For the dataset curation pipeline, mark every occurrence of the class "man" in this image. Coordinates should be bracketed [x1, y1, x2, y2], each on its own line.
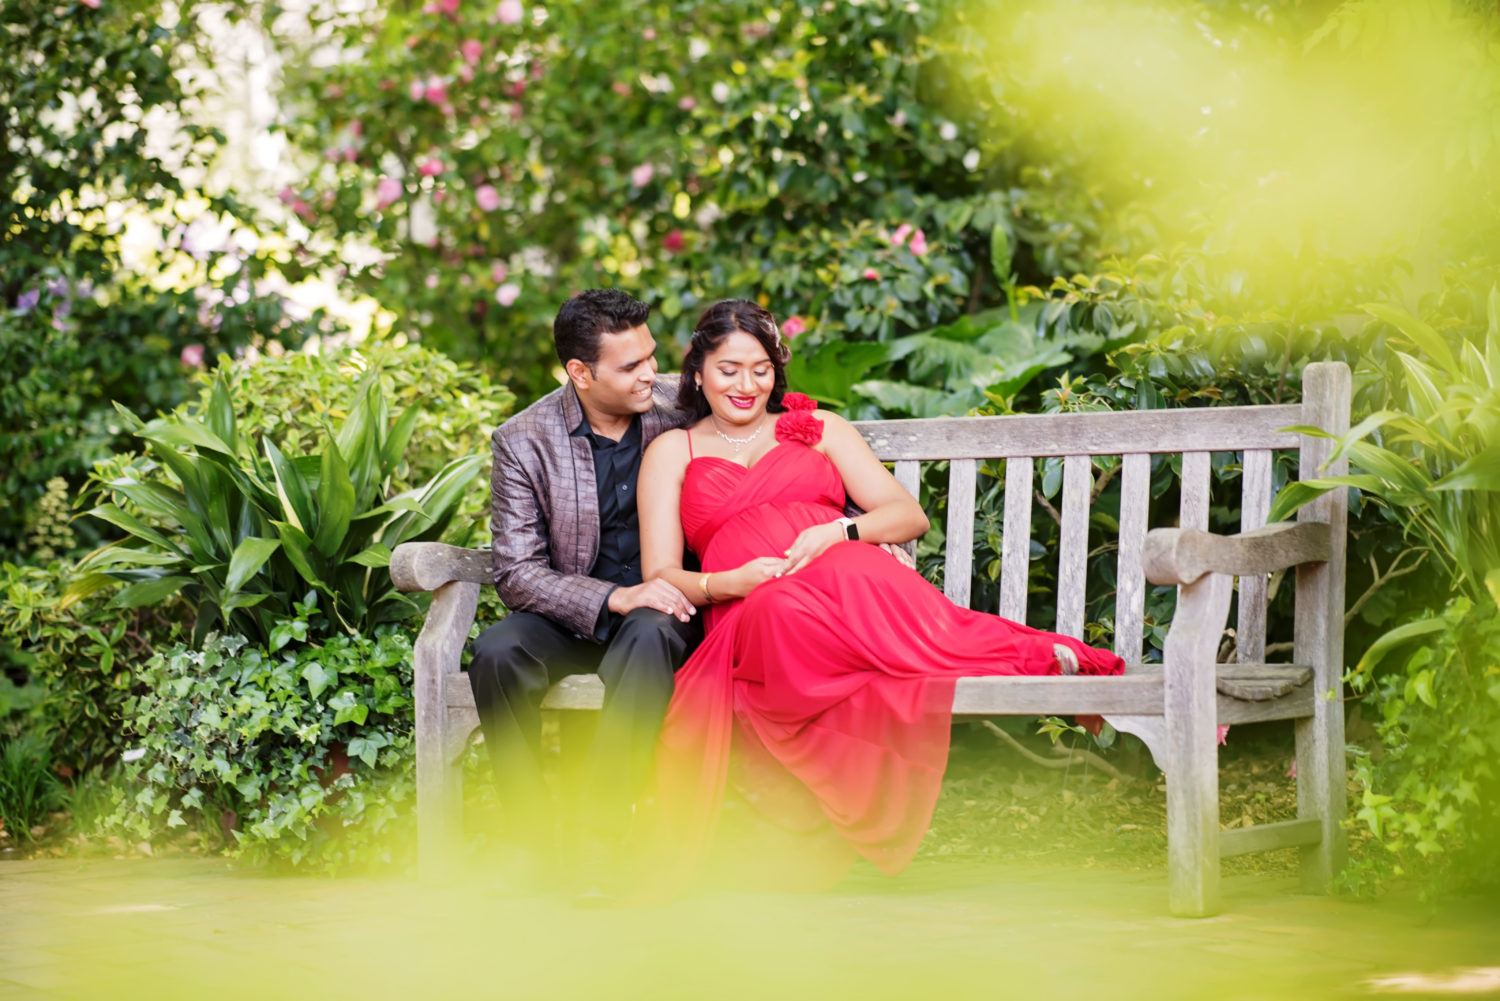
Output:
[468, 289, 699, 899]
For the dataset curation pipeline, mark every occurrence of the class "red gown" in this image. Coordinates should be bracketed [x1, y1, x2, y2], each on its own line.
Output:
[640, 394, 1123, 888]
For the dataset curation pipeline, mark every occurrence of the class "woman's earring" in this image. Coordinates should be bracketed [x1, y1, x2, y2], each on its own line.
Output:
[695, 379, 702, 389]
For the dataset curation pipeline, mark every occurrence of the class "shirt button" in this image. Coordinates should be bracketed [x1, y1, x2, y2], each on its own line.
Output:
[620, 484, 628, 491]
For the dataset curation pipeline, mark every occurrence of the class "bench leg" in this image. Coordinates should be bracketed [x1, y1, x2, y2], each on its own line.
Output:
[1163, 572, 1232, 917]
[414, 580, 480, 882]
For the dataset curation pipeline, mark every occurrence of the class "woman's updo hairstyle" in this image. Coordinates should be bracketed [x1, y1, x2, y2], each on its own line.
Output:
[676, 298, 792, 420]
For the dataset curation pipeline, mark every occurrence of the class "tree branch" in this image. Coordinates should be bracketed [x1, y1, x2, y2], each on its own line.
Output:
[980, 720, 1132, 783]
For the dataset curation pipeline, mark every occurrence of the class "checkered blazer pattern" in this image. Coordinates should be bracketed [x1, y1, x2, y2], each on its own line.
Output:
[489, 378, 689, 636]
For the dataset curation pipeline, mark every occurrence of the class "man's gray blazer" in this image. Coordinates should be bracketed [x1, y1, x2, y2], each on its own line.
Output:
[488, 379, 688, 637]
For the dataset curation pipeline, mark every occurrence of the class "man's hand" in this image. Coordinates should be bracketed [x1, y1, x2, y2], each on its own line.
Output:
[608, 579, 697, 622]
[880, 543, 916, 570]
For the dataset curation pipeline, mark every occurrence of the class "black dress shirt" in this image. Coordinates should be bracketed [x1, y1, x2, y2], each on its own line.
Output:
[572, 414, 644, 638]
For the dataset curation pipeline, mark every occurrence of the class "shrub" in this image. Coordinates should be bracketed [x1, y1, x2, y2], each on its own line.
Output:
[0, 732, 65, 842]
[0, 559, 186, 773]
[107, 613, 417, 870]
[73, 366, 486, 647]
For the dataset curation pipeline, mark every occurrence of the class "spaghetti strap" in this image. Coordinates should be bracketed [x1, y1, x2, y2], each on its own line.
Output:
[686, 427, 695, 460]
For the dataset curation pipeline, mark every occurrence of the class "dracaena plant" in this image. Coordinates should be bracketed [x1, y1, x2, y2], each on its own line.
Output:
[71, 369, 486, 645]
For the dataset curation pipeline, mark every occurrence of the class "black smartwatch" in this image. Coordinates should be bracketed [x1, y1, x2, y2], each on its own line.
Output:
[835, 516, 860, 541]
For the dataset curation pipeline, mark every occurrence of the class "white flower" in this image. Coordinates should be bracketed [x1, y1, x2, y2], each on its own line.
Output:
[689, 37, 710, 61]
[963, 149, 980, 171]
[495, 282, 521, 306]
[939, 122, 958, 141]
[711, 81, 730, 103]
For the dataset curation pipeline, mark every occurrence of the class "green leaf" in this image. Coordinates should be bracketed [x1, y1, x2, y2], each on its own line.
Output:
[1353, 618, 1449, 676]
[85, 505, 184, 555]
[264, 437, 315, 535]
[137, 418, 238, 460]
[224, 536, 281, 595]
[312, 441, 356, 557]
[380, 404, 422, 477]
[301, 661, 335, 699]
[273, 520, 329, 589]
[349, 543, 392, 568]
[108, 576, 194, 608]
[990, 224, 1013, 285]
[1362, 302, 1458, 376]
[207, 370, 237, 451]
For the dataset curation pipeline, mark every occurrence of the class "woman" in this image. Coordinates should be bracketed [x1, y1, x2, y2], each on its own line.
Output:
[635, 299, 1123, 888]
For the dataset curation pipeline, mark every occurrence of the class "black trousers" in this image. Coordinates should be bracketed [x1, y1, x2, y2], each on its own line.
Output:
[467, 608, 701, 846]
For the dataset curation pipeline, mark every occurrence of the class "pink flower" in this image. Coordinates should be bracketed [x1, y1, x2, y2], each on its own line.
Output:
[495, 282, 521, 306]
[409, 79, 426, 102]
[496, 0, 522, 24]
[343, 146, 357, 163]
[491, 262, 508, 283]
[458, 65, 474, 83]
[277, 186, 297, 204]
[439, 0, 459, 13]
[508, 102, 524, 122]
[424, 76, 448, 105]
[862, 267, 880, 281]
[292, 199, 314, 221]
[678, 96, 697, 112]
[419, 157, 444, 177]
[1286, 760, 1297, 779]
[662, 229, 684, 253]
[433, 189, 448, 205]
[425, 274, 440, 289]
[643, 27, 656, 40]
[630, 163, 654, 188]
[781, 315, 808, 339]
[324, 84, 344, 100]
[1216, 725, 1230, 746]
[375, 176, 403, 209]
[908, 228, 929, 256]
[349, 120, 363, 136]
[180, 344, 205, 368]
[507, 79, 526, 98]
[461, 39, 483, 65]
[891, 223, 912, 247]
[475, 184, 500, 211]
[79, 0, 100, 7]
[612, 80, 632, 96]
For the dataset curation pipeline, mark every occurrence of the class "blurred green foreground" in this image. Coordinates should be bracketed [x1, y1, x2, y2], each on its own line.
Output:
[2, 858, 1495, 1001]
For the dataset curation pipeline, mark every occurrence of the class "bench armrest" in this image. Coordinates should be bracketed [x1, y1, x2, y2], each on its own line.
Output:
[1142, 523, 1329, 587]
[390, 542, 491, 593]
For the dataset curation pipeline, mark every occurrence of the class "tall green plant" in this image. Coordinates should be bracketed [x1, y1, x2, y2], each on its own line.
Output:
[72, 370, 486, 645]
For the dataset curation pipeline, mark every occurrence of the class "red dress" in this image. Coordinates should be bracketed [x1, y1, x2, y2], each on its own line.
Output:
[641, 394, 1124, 887]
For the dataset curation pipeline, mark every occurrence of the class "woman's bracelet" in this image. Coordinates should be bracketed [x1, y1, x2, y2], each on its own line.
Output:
[699, 572, 714, 603]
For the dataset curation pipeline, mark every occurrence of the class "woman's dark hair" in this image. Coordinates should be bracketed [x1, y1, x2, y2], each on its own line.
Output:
[553, 288, 652, 369]
[677, 298, 792, 420]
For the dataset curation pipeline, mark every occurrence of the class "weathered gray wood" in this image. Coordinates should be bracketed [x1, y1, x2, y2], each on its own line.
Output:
[1220, 818, 1322, 858]
[1108, 664, 1315, 725]
[893, 460, 921, 560]
[1216, 664, 1312, 701]
[1143, 523, 1330, 587]
[1055, 455, 1092, 639]
[857, 406, 1303, 461]
[1115, 453, 1151, 663]
[999, 458, 1033, 624]
[1294, 361, 1351, 893]
[1163, 570, 1234, 917]
[1179, 451, 1211, 532]
[944, 459, 976, 608]
[951, 673, 1164, 717]
[391, 542, 491, 592]
[1238, 450, 1273, 663]
[413, 579, 479, 881]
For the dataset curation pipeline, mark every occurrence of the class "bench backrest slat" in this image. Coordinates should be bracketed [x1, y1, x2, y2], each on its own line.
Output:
[1115, 452, 1152, 662]
[1237, 449, 1274, 663]
[1056, 454, 1093, 638]
[1180, 451, 1212, 531]
[944, 458, 977, 607]
[999, 457, 1033, 625]
[859, 405, 1302, 460]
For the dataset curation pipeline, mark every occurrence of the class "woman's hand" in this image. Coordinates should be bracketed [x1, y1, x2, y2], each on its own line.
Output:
[725, 556, 789, 598]
[783, 522, 846, 575]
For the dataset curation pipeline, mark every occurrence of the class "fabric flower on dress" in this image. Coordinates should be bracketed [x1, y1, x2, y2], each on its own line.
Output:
[775, 392, 822, 446]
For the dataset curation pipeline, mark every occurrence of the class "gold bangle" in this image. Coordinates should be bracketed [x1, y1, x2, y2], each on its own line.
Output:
[699, 573, 714, 603]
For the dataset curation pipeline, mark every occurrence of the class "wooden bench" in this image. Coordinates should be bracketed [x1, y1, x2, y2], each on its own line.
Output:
[390, 361, 1350, 916]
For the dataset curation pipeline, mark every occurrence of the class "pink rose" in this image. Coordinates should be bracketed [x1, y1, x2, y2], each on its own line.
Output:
[180, 344, 205, 368]
[439, 0, 459, 13]
[349, 120, 363, 136]
[662, 229, 684, 252]
[495, 282, 521, 306]
[475, 184, 500, 211]
[491, 262, 508, 283]
[507, 79, 526, 98]
[781, 315, 808, 339]
[1216, 725, 1230, 746]
[891, 223, 912, 247]
[409, 79, 425, 102]
[343, 147, 357, 163]
[461, 39, 483, 65]
[375, 176, 403, 208]
[80, 0, 100, 7]
[496, 0, 522, 23]
[433, 189, 448, 205]
[508, 102, 524, 122]
[643, 27, 656, 40]
[424, 77, 448, 105]
[277, 186, 297, 204]
[419, 157, 444, 177]
[862, 267, 880, 281]
[908, 228, 928, 256]
[678, 96, 697, 111]
[612, 80, 632, 96]
[425, 274, 440, 289]
[458, 65, 474, 83]
[630, 163, 655, 188]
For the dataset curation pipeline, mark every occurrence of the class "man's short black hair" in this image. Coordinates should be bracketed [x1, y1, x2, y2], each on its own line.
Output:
[553, 289, 652, 369]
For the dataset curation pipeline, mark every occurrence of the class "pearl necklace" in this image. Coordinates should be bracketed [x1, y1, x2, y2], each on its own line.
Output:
[710, 416, 768, 453]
